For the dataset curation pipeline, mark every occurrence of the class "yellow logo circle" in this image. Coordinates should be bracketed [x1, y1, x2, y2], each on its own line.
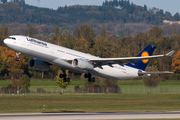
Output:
[141, 51, 149, 64]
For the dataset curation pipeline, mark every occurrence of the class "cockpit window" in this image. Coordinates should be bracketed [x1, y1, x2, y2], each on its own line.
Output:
[8, 37, 16, 40]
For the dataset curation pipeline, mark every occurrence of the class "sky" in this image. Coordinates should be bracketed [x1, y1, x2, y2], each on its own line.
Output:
[8, 0, 180, 15]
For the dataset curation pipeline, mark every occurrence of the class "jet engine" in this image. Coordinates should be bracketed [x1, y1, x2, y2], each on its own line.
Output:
[72, 58, 94, 70]
[29, 59, 50, 71]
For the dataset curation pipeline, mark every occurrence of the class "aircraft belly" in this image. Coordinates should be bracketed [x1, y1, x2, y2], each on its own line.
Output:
[94, 65, 139, 79]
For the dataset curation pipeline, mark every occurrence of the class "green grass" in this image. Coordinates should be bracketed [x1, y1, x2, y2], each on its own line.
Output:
[0, 94, 180, 113]
[30, 80, 84, 86]
[0, 80, 11, 86]
[1, 80, 180, 94]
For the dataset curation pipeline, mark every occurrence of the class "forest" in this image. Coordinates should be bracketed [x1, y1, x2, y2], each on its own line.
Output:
[0, 25, 180, 81]
[0, 0, 180, 81]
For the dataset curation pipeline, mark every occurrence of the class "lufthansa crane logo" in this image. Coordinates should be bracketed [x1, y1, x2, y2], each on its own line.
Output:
[141, 51, 149, 64]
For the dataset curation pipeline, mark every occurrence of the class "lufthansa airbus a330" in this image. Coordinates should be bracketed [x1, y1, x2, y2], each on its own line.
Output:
[4, 35, 174, 82]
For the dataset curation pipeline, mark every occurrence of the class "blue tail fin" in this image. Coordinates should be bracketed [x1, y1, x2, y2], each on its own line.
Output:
[126, 45, 156, 71]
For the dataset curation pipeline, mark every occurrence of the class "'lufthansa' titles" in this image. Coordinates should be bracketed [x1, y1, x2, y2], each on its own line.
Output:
[26, 37, 47, 47]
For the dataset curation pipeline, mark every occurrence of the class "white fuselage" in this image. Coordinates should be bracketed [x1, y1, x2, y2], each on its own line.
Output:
[4, 35, 142, 79]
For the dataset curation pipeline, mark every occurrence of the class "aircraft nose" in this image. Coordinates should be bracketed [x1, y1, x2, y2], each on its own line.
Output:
[3, 39, 8, 45]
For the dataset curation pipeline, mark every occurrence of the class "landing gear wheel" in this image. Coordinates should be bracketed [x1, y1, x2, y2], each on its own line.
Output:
[91, 78, 95, 82]
[85, 73, 95, 83]
[60, 74, 66, 78]
[66, 78, 70, 82]
[16, 58, 20, 61]
[63, 78, 67, 82]
[60, 74, 63, 78]
[88, 78, 92, 82]
[84, 74, 88, 78]
[84, 74, 91, 78]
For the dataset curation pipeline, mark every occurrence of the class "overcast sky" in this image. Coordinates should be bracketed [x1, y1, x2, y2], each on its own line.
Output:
[11, 0, 180, 15]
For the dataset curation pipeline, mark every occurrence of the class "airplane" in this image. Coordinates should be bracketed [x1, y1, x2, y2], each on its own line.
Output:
[4, 35, 174, 82]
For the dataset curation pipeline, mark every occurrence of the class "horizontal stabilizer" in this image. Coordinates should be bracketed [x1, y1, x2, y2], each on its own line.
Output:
[138, 71, 174, 75]
[166, 50, 175, 56]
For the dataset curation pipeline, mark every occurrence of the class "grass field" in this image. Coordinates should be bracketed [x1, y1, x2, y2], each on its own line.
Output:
[1, 80, 180, 94]
[0, 94, 180, 113]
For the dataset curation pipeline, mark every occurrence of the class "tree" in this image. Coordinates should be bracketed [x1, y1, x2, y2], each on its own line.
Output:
[173, 12, 180, 21]
[1, 0, 7, 3]
[28, 25, 34, 37]
[101, 27, 106, 38]
[149, 26, 163, 39]
[164, 11, 173, 20]
[55, 69, 72, 94]
[0, 47, 27, 79]
[171, 51, 180, 73]
[92, 36, 105, 57]
[79, 25, 95, 47]
[55, 26, 60, 38]
[0, 27, 9, 46]
[142, 66, 160, 93]
[74, 27, 81, 39]
[19, 74, 31, 90]
[74, 36, 90, 53]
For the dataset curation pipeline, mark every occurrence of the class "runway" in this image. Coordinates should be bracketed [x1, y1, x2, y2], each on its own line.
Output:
[1, 111, 180, 120]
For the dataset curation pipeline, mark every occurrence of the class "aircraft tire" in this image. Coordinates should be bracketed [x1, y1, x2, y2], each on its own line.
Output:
[84, 74, 88, 78]
[66, 78, 70, 82]
[60, 74, 63, 78]
[91, 78, 95, 82]
[63, 78, 67, 82]
[88, 78, 91, 82]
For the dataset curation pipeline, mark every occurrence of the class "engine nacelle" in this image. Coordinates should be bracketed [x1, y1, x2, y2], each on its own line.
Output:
[29, 59, 50, 71]
[72, 58, 94, 70]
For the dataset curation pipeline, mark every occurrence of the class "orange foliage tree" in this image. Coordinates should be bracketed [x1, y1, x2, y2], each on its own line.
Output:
[73, 36, 90, 53]
[171, 51, 180, 73]
[0, 47, 27, 78]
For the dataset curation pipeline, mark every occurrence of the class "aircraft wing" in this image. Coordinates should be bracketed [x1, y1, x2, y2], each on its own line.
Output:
[90, 50, 175, 66]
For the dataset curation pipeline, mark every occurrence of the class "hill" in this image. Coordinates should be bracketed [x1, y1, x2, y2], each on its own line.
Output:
[0, 0, 180, 37]
[0, 1, 178, 25]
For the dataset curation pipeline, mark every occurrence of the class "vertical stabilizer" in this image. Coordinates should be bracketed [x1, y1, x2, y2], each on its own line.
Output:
[126, 45, 156, 71]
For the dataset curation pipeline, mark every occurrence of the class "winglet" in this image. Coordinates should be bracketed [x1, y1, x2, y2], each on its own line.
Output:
[165, 50, 175, 56]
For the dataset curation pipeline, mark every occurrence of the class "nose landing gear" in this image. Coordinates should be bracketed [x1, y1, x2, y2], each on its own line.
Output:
[84, 73, 95, 83]
[16, 52, 21, 61]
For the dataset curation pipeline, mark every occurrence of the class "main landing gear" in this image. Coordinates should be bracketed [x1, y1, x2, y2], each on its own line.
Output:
[59, 70, 70, 82]
[84, 73, 95, 83]
[16, 52, 21, 61]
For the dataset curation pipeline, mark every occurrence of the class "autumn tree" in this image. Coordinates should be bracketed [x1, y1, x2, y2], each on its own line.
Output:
[55, 26, 60, 38]
[142, 66, 160, 93]
[79, 25, 95, 47]
[0, 47, 27, 79]
[54, 26, 62, 45]
[28, 25, 34, 37]
[172, 51, 180, 73]
[101, 27, 106, 38]
[149, 26, 163, 39]
[55, 69, 72, 94]
[92, 36, 105, 57]
[74, 36, 90, 53]
[19, 74, 31, 90]
[0, 27, 9, 46]
[74, 27, 81, 39]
